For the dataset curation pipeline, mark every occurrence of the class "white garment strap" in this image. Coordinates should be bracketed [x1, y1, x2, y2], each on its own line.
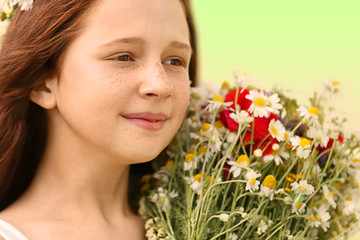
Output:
[0, 219, 29, 240]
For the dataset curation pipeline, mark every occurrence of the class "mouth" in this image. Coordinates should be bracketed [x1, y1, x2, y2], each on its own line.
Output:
[122, 112, 168, 130]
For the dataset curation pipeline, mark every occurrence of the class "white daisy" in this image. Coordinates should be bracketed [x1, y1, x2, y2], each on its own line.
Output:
[205, 94, 232, 113]
[245, 170, 261, 193]
[290, 180, 315, 196]
[323, 80, 341, 94]
[322, 185, 336, 209]
[307, 126, 330, 148]
[267, 93, 283, 115]
[268, 119, 286, 142]
[150, 187, 178, 212]
[9, 0, 33, 11]
[261, 175, 277, 201]
[314, 206, 331, 232]
[292, 200, 306, 215]
[297, 105, 319, 121]
[263, 149, 289, 166]
[229, 110, 253, 125]
[343, 196, 356, 215]
[229, 233, 239, 240]
[227, 154, 250, 178]
[189, 174, 202, 194]
[290, 136, 312, 159]
[246, 90, 273, 118]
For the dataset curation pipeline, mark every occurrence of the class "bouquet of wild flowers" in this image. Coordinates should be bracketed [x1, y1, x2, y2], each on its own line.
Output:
[139, 72, 360, 240]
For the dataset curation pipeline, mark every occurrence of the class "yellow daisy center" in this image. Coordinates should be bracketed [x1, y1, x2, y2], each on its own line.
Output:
[221, 81, 231, 90]
[284, 187, 291, 192]
[347, 196, 353, 201]
[185, 153, 194, 163]
[299, 137, 311, 148]
[201, 123, 211, 132]
[270, 126, 278, 136]
[254, 97, 267, 108]
[327, 192, 334, 198]
[212, 94, 224, 103]
[140, 184, 150, 192]
[140, 174, 153, 183]
[236, 155, 250, 167]
[286, 176, 294, 183]
[197, 146, 207, 155]
[207, 176, 214, 184]
[194, 173, 202, 182]
[310, 215, 317, 222]
[165, 160, 174, 169]
[249, 178, 256, 187]
[307, 106, 319, 115]
[332, 80, 340, 86]
[353, 159, 360, 164]
[262, 175, 276, 189]
[296, 201, 303, 210]
[214, 120, 224, 129]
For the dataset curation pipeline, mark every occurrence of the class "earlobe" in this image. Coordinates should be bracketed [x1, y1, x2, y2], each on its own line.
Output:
[29, 78, 57, 109]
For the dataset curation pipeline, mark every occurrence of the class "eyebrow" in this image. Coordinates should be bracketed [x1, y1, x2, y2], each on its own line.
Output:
[99, 37, 192, 53]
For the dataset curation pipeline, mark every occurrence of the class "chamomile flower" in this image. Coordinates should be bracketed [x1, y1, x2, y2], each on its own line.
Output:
[290, 136, 312, 159]
[297, 105, 319, 121]
[323, 80, 341, 94]
[227, 154, 250, 178]
[307, 126, 330, 148]
[292, 200, 306, 215]
[9, 0, 33, 11]
[310, 206, 331, 232]
[245, 169, 261, 193]
[184, 153, 197, 171]
[233, 70, 250, 88]
[229, 110, 253, 125]
[268, 119, 286, 142]
[205, 94, 232, 113]
[261, 175, 276, 200]
[263, 148, 289, 166]
[291, 180, 315, 196]
[229, 233, 239, 240]
[150, 187, 178, 212]
[246, 90, 273, 118]
[267, 93, 283, 115]
[343, 195, 356, 215]
[322, 185, 337, 209]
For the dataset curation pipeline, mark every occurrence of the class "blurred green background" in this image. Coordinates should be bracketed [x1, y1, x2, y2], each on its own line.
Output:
[191, 0, 360, 238]
[191, 0, 360, 132]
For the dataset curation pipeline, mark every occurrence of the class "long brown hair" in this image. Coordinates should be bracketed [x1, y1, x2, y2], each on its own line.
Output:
[0, 0, 197, 211]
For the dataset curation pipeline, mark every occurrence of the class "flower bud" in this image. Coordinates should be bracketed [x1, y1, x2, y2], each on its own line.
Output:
[219, 213, 229, 222]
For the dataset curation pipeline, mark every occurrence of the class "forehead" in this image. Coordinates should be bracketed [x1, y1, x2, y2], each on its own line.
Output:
[78, 0, 190, 47]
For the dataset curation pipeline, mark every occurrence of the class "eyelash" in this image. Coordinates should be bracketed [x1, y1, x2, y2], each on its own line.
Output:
[111, 54, 186, 67]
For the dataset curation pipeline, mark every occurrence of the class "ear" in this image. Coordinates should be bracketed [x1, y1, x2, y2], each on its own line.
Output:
[29, 77, 57, 109]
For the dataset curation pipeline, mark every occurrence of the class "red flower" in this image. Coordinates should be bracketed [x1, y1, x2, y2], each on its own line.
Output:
[317, 133, 344, 153]
[220, 88, 252, 132]
[225, 88, 252, 111]
[220, 109, 238, 131]
[251, 113, 278, 142]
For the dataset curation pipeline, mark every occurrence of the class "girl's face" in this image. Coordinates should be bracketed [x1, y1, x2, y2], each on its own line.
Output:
[51, 0, 191, 163]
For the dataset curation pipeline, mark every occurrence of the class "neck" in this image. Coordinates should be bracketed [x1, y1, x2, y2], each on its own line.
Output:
[19, 129, 136, 225]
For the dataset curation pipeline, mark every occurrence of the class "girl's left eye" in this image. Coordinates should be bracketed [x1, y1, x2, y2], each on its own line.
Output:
[163, 58, 185, 67]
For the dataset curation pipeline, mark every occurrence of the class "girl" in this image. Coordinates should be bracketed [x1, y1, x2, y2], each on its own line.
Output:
[0, 0, 197, 239]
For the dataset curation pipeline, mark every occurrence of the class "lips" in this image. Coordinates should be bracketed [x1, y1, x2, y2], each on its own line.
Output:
[122, 112, 168, 130]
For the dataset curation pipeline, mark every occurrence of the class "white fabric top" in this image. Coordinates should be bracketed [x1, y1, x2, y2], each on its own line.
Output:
[0, 220, 28, 240]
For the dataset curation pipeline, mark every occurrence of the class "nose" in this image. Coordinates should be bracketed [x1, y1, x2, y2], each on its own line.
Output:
[138, 62, 173, 99]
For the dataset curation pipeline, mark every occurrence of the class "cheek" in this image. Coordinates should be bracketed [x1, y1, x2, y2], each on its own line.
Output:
[173, 80, 190, 117]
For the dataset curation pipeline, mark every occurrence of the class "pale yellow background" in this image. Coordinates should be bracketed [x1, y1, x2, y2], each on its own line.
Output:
[192, 0, 360, 132]
[191, 1, 360, 239]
